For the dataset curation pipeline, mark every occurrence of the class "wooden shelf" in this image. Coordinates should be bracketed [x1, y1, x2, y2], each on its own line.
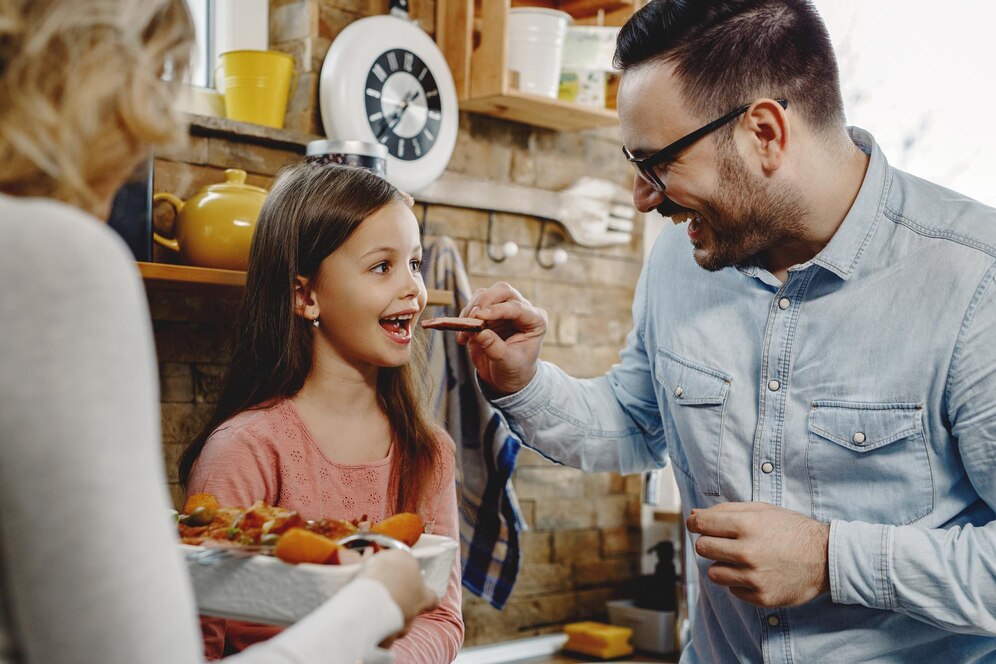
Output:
[437, 0, 640, 131]
[137, 262, 453, 306]
[138, 261, 245, 289]
[460, 90, 617, 131]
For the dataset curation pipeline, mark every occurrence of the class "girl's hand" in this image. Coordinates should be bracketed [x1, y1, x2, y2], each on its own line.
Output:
[359, 549, 438, 637]
[456, 281, 548, 396]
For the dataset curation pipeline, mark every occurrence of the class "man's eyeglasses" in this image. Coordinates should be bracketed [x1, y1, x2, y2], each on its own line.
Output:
[623, 99, 789, 192]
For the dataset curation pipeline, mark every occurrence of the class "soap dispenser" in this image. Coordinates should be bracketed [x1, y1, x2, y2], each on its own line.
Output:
[635, 540, 677, 612]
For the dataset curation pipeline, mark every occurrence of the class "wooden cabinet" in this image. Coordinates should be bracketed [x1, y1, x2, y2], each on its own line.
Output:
[436, 0, 642, 130]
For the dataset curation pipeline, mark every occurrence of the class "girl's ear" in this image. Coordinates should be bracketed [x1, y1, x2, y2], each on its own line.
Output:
[293, 275, 318, 319]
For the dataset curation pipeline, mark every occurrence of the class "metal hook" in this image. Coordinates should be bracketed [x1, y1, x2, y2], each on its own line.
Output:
[535, 219, 567, 269]
[486, 211, 506, 262]
[486, 211, 519, 263]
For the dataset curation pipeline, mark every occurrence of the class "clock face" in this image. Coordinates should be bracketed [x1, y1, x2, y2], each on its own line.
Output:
[364, 49, 443, 162]
[319, 15, 459, 192]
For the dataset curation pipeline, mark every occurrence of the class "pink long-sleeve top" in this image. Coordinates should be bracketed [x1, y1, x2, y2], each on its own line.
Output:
[187, 397, 464, 662]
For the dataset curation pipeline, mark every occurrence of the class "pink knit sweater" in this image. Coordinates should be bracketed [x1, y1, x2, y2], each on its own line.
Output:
[187, 397, 463, 662]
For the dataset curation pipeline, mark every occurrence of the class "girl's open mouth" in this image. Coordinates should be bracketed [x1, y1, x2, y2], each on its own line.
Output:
[380, 314, 414, 342]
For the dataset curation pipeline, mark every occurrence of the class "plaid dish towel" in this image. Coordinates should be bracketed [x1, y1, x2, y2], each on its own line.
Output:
[422, 235, 526, 609]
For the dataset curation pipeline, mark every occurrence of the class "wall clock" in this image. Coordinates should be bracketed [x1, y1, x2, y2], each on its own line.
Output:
[319, 0, 458, 193]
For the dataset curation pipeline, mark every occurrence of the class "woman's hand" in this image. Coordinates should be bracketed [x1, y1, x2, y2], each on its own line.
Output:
[358, 549, 438, 638]
[456, 281, 548, 396]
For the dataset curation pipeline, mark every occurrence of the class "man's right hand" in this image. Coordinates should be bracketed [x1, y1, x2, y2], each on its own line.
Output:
[456, 281, 548, 396]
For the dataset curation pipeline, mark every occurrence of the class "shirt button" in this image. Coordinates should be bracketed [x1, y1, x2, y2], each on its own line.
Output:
[761, 462, 774, 474]
[852, 432, 867, 445]
[674, 386, 684, 398]
[767, 615, 780, 627]
[768, 379, 781, 392]
[778, 297, 791, 310]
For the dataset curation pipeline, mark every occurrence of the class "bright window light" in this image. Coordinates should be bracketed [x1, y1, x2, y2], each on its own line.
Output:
[185, 0, 214, 88]
[814, 0, 996, 207]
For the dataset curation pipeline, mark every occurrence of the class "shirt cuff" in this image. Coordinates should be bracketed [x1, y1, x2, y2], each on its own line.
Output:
[829, 519, 897, 611]
[488, 361, 553, 416]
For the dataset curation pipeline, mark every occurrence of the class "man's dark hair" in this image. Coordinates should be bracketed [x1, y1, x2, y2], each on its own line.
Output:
[614, 0, 845, 136]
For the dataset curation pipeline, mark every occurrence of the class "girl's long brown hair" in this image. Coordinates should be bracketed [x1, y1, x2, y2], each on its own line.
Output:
[179, 163, 441, 514]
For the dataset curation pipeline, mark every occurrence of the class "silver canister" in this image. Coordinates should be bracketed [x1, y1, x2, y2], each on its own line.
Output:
[305, 140, 388, 179]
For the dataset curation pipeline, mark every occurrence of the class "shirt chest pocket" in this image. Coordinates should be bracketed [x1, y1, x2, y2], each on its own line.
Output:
[807, 401, 934, 525]
[655, 350, 731, 496]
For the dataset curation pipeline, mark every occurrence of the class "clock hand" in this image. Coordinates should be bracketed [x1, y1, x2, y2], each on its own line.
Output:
[383, 89, 420, 133]
[375, 88, 421, 138]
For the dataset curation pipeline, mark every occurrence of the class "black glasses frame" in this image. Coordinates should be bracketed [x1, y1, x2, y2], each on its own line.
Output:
[623, 98, 789, 192]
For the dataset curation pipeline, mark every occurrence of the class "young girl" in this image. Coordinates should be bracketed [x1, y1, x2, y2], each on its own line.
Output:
[178, 163, 463, 662]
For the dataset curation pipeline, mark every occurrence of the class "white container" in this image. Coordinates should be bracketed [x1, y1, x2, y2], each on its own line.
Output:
[507, 8, 572, 98]
[182, 534, 457, 626]
[606, 599, 676, 655]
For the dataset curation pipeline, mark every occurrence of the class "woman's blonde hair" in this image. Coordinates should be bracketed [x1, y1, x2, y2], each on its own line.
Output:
[0, 0, 193, 210]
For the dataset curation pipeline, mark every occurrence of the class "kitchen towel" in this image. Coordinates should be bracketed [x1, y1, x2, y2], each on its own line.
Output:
[422, 234, 526, 609]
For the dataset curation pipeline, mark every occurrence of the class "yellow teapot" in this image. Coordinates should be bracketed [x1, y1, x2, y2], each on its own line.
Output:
[153, 169, 267, 271]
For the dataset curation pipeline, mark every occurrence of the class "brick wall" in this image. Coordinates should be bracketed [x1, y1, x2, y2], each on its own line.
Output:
[154, 0, 646, 647]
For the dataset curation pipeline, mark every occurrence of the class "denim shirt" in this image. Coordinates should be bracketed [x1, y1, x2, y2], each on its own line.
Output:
[493, 128, 996, 662]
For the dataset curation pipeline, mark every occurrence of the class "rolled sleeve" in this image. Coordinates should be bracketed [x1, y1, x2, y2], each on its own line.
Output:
[829, 520, 896, 611]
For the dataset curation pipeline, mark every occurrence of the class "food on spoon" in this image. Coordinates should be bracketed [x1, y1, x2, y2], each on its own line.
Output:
[420, 316, 488, 332]
[370, 512, 425, 547]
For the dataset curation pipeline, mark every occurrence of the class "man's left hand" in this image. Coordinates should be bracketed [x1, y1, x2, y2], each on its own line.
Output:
[686, 502, 830, 608]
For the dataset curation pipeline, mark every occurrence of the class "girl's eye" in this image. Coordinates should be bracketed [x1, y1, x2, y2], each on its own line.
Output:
[410, 259, 422, 272]
[372, 262, 389, 274]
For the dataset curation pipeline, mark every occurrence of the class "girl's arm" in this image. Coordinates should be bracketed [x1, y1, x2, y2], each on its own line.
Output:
[389, 435, 465, 663]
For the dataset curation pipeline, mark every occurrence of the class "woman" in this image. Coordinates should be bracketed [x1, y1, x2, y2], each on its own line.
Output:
[0, 2, 437, 663]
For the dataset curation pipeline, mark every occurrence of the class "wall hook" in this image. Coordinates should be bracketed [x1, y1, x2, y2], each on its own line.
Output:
[486, 210, 519, 262]
[535, 219, 568, 269]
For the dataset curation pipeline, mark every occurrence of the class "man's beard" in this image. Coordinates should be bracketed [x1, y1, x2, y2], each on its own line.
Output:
[692, 146, 807, 272]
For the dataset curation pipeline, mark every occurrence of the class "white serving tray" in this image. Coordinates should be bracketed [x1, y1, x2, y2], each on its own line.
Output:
[181, 534, 457, 625]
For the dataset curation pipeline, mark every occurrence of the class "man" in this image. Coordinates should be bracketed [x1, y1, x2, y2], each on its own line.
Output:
[456, 0, 996, 661]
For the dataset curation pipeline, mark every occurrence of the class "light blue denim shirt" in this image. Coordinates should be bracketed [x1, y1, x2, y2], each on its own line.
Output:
[493, 128, 996, 662]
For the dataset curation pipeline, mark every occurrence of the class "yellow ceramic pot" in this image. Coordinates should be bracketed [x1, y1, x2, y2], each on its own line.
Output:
[153, 169, 267, 271]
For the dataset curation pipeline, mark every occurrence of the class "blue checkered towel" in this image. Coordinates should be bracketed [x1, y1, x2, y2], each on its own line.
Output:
[422, 236, 526, 609]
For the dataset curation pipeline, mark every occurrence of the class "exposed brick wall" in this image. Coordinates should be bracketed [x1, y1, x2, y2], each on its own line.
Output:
[153, 0, 646, 647]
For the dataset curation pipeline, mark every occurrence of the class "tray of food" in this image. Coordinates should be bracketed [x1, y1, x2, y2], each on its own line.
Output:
[177, 494, 457, 625]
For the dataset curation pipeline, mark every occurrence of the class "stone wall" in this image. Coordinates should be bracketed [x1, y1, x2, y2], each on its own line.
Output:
[153, 0, 647, 648]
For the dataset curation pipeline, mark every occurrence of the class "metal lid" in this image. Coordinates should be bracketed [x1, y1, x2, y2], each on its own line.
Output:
[306, 139, 388, 159]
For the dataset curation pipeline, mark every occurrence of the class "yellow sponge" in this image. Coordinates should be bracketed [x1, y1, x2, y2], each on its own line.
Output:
[562, 621, 634, 659]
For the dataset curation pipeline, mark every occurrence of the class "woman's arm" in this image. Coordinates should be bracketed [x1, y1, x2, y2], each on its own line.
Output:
[0, 208, 206, 664]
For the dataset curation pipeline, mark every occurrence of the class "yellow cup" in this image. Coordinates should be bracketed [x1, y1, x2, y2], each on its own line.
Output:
[216, 50, 296, 129]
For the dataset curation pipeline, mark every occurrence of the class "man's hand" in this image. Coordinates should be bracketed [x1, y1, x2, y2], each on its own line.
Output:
[686, 502, 830, 608]
[455, 281, 548, 396]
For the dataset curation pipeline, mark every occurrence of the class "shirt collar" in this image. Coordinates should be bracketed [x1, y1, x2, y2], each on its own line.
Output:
[807, 126, 891, 281]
